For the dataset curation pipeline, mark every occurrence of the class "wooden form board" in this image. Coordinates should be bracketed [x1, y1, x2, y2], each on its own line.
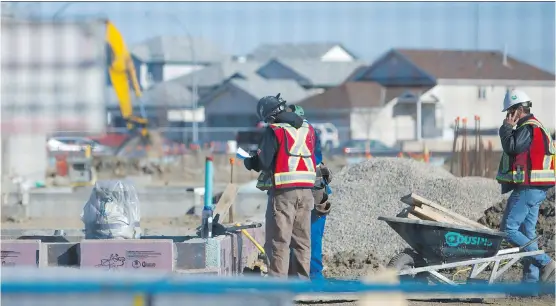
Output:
[212, 183, 238, 223]
[409, 193, 490, 230]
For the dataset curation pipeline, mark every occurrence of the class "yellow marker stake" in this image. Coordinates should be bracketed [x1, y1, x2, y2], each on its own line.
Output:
[133, 294, 145, 306]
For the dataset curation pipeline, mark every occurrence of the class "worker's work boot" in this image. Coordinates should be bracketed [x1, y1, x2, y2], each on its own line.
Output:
[540, 260, 556, 282]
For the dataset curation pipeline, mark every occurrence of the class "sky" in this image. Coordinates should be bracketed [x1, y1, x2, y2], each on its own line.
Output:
[10, 1, 556, 73]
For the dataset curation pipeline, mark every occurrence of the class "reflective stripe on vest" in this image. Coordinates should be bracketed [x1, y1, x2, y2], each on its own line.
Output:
[496, 118, 555, 184]
[520, 119, 555, 154]
[272, 122, 316, 187]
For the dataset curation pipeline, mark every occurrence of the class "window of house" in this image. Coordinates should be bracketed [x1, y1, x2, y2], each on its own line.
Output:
[477, 87, 487, 100]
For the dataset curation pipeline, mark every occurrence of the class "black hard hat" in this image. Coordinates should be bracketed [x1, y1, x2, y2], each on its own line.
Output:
[257, 93, 286, 122]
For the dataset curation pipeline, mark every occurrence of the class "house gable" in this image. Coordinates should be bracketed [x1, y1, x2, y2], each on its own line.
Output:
[201, 82, 258, 116]
[256, 60, 311, 85]
[354, 50, 436, 87]
[321, 45, 355, 62]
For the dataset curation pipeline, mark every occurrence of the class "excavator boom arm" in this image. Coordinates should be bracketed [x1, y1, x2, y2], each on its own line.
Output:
[105, 21, 146, 130]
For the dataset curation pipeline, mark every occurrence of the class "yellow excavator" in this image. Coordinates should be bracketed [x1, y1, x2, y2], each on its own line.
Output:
[105, 21, 163, 157]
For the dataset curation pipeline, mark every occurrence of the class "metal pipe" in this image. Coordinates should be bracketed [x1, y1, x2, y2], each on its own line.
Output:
[201, 156, 214, 239]
[204, 156, 214, 210]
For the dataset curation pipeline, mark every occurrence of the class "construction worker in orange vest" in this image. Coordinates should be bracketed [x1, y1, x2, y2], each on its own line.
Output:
[496, 89, 555, 286]
[243, 93, 317, 278]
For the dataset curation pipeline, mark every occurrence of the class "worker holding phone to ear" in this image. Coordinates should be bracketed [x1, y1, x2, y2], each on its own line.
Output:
[496, 89, 555, 286]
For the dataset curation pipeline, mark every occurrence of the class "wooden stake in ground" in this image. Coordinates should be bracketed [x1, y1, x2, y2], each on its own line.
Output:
[228, 157, 235, 223]
[213, 183, 238, 224]
[358, 268, 407, 306]
[450, 117, 460, 175]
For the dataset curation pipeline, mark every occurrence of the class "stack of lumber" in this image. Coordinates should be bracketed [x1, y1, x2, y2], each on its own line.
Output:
[400, 193, 491, 230]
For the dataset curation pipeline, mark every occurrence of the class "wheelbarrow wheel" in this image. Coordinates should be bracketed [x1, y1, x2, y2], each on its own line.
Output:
[387, 249, 429, 283]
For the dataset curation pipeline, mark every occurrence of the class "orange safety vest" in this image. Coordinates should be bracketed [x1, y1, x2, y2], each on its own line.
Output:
[256, 121, 316, 190]
[496, 117, 555, 186]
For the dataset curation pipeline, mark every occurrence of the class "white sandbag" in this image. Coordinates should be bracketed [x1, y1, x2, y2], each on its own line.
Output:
[81, 180, 141, 239]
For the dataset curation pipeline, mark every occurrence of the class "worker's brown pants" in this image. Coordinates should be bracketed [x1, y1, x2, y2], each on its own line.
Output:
[265, 188, 314, 278]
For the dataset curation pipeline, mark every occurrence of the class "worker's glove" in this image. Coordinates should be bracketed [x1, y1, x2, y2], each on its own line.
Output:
[315, 200, 332, 217]
[244, 156, 260, 172]
[319, 163, 332, 184]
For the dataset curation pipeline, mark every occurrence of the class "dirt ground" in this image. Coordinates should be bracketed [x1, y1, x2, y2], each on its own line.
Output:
[5, 154, 554, 305]
[299, 296, 556, 305]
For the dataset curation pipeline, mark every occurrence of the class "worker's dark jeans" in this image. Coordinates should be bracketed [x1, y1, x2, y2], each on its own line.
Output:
[500, 186, 553, 282]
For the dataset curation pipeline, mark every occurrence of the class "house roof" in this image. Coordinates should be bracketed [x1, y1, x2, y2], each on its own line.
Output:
[106, 81, 197, 109]
[395, 49, 555, 81]
[200, 72, 317, 106]
[272, 59, 366, 87]
[141, 81, 197, 107]
[168, 60, 264, 88]
[131, 36, 228, 63]
[382, 86, 434, 103]
[247, 42, 357, 61]
[299, 82, 385, 110]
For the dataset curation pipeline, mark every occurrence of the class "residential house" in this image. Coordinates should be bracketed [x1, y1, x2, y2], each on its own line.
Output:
[131, 36, 229, 88]
[164, 60, 265, 98]
[347, 48, 555, 145]
[255, 59, 366, 91]
[242, 42, 358, 62]
[198, 73, 317, 142]
[105, 81, 197, 130]
[298, 82, 389, 143]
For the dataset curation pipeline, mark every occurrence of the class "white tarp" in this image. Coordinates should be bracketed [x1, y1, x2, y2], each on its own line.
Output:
[82, 180, 142, 239]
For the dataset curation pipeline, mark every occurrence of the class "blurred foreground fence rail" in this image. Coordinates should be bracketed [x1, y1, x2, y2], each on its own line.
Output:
[2, 276, 553, 295]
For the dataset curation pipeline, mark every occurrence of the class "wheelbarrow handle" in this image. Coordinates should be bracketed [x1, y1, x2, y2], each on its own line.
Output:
[520, 235, 542, 251]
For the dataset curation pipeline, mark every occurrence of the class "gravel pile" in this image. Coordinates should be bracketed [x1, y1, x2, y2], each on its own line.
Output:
[323, 158, 506, 278]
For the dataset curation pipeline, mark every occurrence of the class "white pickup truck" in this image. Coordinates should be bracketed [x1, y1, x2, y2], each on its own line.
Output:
[311, 122, 340, 152]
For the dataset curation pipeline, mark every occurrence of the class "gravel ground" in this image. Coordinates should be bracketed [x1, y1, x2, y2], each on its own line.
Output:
[323, 158, 506, 277]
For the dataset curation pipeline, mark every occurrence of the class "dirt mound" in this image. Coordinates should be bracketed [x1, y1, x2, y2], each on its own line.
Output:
[479, 187, 555, 252]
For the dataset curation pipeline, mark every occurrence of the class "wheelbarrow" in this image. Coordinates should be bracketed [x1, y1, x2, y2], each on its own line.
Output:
[378, 216, 547, 286]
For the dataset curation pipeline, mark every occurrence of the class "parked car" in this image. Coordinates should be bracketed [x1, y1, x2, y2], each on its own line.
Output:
[334, 139, 400, 157]
[47, 136, 113, 155]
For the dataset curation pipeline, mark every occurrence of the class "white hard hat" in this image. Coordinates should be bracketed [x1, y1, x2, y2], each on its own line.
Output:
[502, 89, 531, 112]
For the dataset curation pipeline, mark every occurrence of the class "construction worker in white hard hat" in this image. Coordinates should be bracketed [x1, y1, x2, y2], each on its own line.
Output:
[496, 89, 555, 287]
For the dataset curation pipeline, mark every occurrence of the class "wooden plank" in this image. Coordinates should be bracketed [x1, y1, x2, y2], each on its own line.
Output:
[409, 193, 490, 230]
[212, 183, 238, 223]
[358, 268, 407, 306]
[407, 212, 421, 220]
[410, 206, 466, 226]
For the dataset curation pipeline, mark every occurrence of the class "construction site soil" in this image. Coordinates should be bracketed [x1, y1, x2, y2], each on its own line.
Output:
[3, 157, 554, 305]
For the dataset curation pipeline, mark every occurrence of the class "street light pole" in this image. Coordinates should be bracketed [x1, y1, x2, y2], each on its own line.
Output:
[145, 12, 199, 145]
[52, 2, 73, 21]
[165, 14, 198, 145]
